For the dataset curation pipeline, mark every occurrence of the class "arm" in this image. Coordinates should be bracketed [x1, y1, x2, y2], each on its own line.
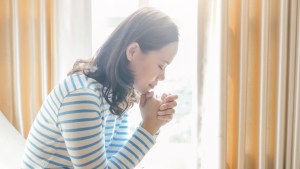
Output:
[58, 88, 156, 169]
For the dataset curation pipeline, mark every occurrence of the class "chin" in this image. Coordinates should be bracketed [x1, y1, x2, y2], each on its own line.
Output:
[141, 88, 152, 94]
[134, 85, 152, 94]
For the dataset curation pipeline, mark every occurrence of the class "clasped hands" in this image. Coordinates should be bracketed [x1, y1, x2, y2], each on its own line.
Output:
[139, 91, 178, 135]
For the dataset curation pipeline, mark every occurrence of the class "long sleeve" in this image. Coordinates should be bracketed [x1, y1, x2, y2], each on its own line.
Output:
[58, 88, 156, 169]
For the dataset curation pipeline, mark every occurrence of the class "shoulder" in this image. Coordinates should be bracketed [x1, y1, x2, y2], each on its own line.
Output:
[55, 72, 103, 98]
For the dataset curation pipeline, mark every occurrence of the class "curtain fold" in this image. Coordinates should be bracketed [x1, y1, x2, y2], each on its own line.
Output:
[198, 0, 300, 168]
[0, 0, 91, 138]
[0, 0, 52, 137]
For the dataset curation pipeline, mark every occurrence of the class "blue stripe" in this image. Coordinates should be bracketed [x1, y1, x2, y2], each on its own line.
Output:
[71, 145, 104, 159]
[36, 118, 60, 135]
[64, 131, 102, 141]
[24, 153, 43, 168]
[77, 73, 84, 88]
[50, 94, 59, 110]
[105, 126, 114, 130]
[31, 134, 66, 151]
[67, 137, 103, 151]
[58, 117, 100, 124]
[33, 125, 64, 143]
[128, 140, 145, 156]
[23, 160, 34, 169]
[47, 97, 55, 114]
[133, 135, 149, 150]
[105, 133, 113, 136]
[110, 159, 122, 169]
[137, 128, 154, 144]
[59, 109, 100, 116]
[119, 151, 135, 166]
[62, 124, 101, 132]
[68, 92, 99, 99]
[110, 144, 123, 148]
[27, 148, 66, 167]
[54, 88, 62, 105]
[124, 146, 140, 161]
[28, 140, 70, 161]
[106, 119, 115, 123]
[116, 131, 128, 135]
[42, 105, 55, 123]
[87, 81, 98, 88]
[59, 85, 64, 98]
[39, 111, 49, 123]
[70, 75, 77, 90]
[94, 88, 101, 92]
[119, 126, 128, 129]
[64, 79, 69, 93]
[73, 152, 105, 167]
[106, 150, 118, 154]
[112, 157, 129, 169]
[113, 137, 127, 141]
[61, 100, 99, 107]
[92, 158, 106, 169]
[45, 100, 56, 120]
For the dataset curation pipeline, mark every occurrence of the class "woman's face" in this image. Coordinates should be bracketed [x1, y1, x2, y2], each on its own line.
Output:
[127, 42, 178, 94]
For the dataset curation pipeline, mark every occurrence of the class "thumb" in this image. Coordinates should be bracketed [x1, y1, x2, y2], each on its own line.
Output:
[139, 94, 146, 107]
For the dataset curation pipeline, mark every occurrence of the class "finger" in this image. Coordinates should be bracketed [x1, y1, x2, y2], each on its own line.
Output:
[164, 95, 178, 102]
[157, 114, 173, 121]
[159, 101, 177, 110]
[157, 109, 175, 115]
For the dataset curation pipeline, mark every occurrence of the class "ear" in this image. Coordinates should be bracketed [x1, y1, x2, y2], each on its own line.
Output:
[126, 42, 139, 61]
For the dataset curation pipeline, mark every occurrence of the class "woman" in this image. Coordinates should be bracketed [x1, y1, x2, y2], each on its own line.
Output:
[22, 7, 179, 169]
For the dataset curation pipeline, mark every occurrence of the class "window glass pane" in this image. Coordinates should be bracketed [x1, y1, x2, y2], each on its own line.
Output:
[91, 1, 198, 168]
[91, 0, 139, 52]
[135, 1, 198, 169]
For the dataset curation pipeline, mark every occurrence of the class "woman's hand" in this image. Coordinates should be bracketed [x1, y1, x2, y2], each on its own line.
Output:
[157, 93, 178, 123]
[139, 92, 163, 135]
[139, 92, 178, 135]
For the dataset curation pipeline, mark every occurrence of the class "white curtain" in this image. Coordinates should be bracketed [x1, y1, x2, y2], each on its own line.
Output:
[0, 0, 92, 138]
[198, 0, 300, 169]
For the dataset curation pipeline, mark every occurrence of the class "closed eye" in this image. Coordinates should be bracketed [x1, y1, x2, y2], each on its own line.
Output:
[158, 65, 164, 70]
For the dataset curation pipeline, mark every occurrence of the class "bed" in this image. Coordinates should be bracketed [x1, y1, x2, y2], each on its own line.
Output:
[0, 111, 26, 169]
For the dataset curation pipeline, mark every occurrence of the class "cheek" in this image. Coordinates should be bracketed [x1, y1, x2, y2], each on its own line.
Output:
[135, 66, 156, 84]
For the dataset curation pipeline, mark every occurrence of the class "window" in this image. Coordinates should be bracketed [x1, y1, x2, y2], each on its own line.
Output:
[91, 1, 198, 168]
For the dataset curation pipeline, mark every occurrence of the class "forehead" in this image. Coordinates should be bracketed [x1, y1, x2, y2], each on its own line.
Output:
[145, 42, 178, 61]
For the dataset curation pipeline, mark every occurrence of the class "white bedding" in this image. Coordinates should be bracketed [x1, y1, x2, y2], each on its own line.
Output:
[0, 112, 26, 169]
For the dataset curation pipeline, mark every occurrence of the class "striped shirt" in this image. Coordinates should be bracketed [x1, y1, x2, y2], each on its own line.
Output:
[22, 73, 158, 169]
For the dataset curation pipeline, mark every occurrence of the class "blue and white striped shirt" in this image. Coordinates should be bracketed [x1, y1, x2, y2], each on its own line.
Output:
[22, 73, 157, 169]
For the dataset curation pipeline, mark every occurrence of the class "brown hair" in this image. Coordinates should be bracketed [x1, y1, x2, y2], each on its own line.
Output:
[69, 7, 179, 116]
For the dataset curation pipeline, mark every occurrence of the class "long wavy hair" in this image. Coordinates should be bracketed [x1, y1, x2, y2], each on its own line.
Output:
[69, 7, 179, 117]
